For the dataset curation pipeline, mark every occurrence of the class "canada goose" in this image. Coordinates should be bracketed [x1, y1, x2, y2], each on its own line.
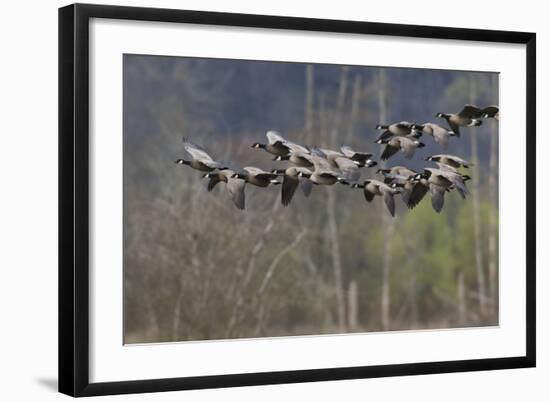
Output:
[435, 105, 483, 136]
[351, 179, 399, 217]
[317, 148, 363, 182]
[340, 145, 377, 167]
[231, 167, 281, 187]
[299, 149, 351, 185]
[416, 123, 456, 148]
[459, 104, 499, 120]
[203, 169, 246, 210]
[426, 154, 471, 169]
[413, 168, 470, 200]
[377, 166, 417, 205]
[375, 121, 422, 142]
[377, 136, 426, 160]
[251, 130, 293, 156]
[175, 137, 228, 172]
[406, 176, 447, 213]
[274, 142, 314, 167]
[271, 167, 313, 206]
[376, 166, 416, 178]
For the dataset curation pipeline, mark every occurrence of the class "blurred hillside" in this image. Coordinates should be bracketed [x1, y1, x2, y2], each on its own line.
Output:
[123, 54, 499, 343]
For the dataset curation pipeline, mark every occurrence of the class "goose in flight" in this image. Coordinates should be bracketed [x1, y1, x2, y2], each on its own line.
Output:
[435, 104, 484, 136]
[339, 145, 377, 167]
[274, 141, 313, 167]
[377, 166, 418, 205]
[351, 179, 400, 217]
[318, 148, 364, 182]
[298, 149, 350, 186]
[231, 167, 281, 187]
[426, 154, 471, 169]
[272, 166, 313, 206]
[377, 136, 425, 161]
[203, 169, 246, 210]
[415, 123, 456, 149]
[252, 130, 309, 158]
[375, 121, 422, 142]
[175, 137, 228, 172]
[408, 168, 471, 212]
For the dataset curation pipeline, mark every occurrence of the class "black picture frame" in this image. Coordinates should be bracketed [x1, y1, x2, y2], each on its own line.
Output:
[58, 3, 536, 397]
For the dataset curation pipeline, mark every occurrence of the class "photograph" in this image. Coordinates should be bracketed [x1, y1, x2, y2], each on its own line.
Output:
[122, 54, 500, 344]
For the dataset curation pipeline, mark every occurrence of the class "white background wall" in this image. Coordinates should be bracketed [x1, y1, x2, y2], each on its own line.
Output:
[0, 0, 546, 399]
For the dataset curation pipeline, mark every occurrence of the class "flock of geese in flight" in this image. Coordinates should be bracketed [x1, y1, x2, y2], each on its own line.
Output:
[175, 104, 499, 216]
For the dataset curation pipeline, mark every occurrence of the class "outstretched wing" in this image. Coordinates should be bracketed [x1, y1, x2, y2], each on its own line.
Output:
[481, 105, 499, 118]
[340, 145, 373, 163]
[243, 166, 276, 179]
[445, 173, 469, 199]
[381, 187, 396, 217]
[334, 157, 360, 181]
[376, 130, 394, 142]
[381, 145, 399, 161]
[207, 174, 223, 192]
[407, 182, 429, 209]
[429, 184, 446, 213]
[285, 141, 310, 154]
[300, 179, 313, 197]
[201, 159, 225, 169]
[183, 137, 214, 161]
[281, 175, 300, 206]
[340, 145, 355, 158]
[266, 130, 286, 145]
[436, 162, 458, 173]
[398, 137, 418, 160]
[431, 124, 451, 148]
[226, 178, 245, 210]
[310, 148, 334, 170]
[458, 104, 482, 118]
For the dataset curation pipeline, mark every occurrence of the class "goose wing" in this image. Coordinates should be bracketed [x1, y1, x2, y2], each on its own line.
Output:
[398, 137, 419, 159]
[226, 178, 246, 210]
[443, 172, 469, 198]
[300, 179, 313, 197]
[381, 144, 399, 161]
[480, 105, 499, 118]
[429, 184, 446, 213]
[244, 166, 276, 179]
[407, 182, 429, 209]
[340, 145, 374, 163]
[310, 148, 334, 170]
[266, 130, 286, 145]
[183, 137, 215, 161]
[436, 162, 458, 173]
[449, 155, 470, 167]
[376, 130, 394, 142]
[285, 141, 310, 154]
[334, 156, 360, 181]
[458, 104, 482, 118]
[281, 174, 300, 206]
[380, 185, 396, 217]
[206, 173, 224, 192]
[430, 124, 452, 148]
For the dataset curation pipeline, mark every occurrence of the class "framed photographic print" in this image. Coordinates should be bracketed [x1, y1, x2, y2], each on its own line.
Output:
[58, 3, 536, 397]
